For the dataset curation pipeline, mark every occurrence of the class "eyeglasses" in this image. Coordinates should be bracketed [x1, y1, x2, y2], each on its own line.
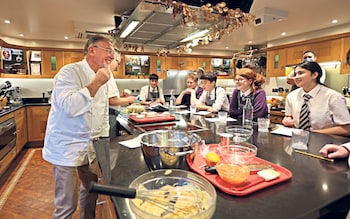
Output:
[235, 78, 246, 82]
[93, 45, 116, 55]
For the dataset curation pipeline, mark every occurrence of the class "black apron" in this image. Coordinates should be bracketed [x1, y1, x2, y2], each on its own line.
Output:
[205, 87, 217, 106]
[146, 86, 160, 101]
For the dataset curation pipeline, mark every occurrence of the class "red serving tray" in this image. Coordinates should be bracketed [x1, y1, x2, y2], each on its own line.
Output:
[129, 113, 176, 124]
[186, 144, 293, 196]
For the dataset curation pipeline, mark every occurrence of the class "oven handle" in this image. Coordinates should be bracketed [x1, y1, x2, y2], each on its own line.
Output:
[6, 122, 15, 128]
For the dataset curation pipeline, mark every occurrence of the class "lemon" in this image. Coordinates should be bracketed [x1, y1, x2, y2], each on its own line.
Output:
[205, 151, 220, 167]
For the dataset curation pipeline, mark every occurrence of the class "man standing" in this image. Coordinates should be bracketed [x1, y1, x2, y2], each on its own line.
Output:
[42, 35, 114, 219]
[286, 50, 326, 91]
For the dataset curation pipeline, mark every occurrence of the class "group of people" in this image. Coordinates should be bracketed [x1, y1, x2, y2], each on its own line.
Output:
[42, 35, 350, 218]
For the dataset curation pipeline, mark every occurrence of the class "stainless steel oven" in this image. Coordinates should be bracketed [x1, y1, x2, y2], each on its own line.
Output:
[0, 117, 16, 160]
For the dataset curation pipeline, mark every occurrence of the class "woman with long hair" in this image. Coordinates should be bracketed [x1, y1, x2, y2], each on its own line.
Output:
[229, 68, 268, 121]
[282, 61, 350, 136]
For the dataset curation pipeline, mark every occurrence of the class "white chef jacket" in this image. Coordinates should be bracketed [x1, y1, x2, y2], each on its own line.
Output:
[107, 72, 121, 111]
[197, 86, 229, 112]
[43, 59, 110, 167]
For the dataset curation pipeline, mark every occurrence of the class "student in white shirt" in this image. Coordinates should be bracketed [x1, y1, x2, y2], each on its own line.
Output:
[196, 72, 229, 112]
[282, 61, 350, 136]
[139, 73, 165, 105]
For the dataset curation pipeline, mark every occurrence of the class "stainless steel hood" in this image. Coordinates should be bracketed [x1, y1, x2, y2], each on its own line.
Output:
[116, 1, 216, 49]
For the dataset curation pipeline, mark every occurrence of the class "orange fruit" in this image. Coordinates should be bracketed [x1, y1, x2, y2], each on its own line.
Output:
[205, 151, 220, 167]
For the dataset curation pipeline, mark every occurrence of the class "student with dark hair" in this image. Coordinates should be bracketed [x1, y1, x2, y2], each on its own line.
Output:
[196, 72, 229, 112]
[229, 68, 268, 121]
[286, 50, 326, 91]
[139, 73, 165, 105]
[282, 61, 350, 136]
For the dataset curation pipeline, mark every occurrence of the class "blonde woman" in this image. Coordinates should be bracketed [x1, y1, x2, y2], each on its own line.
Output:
[175, 73, 203, 107]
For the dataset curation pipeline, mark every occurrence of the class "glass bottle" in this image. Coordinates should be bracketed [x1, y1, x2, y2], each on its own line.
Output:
[242, 97, 253, 128]
[169, 89, 176, 111]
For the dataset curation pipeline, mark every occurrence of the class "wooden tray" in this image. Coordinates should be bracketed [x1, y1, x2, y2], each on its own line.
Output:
[129, 113, 176, 124]
[186, 144, 292, 196]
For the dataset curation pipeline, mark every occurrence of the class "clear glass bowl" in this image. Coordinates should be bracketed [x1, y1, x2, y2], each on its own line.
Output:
[226, 125, 253, 143]
[216, 162, 250, 185]
[129, 169, 216, 219]
[219, 142, 258, 164]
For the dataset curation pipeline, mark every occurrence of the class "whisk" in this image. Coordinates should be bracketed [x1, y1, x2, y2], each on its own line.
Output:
[89, 182, 209, 217]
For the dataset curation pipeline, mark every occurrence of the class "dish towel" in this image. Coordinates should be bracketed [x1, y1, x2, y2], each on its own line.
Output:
[298, 94, 312, 130]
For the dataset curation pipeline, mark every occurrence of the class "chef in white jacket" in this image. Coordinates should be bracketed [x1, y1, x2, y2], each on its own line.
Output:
[42, 35, 114, 219]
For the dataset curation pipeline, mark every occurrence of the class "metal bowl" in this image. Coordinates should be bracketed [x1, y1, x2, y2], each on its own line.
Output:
[129, 169, 216, 219]
[140, 130, 201, 170]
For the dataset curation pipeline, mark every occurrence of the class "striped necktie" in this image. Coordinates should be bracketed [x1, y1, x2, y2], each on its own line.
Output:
[298, 94, 312, 130]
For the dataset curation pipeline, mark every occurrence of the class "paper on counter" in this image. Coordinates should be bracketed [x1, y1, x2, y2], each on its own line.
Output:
[194, 111, 211, 115]
[118, 135, 142, 148]
[270, 125, 298, 137]
[205, 117, 237, 122]
[174, 110, 191, 114]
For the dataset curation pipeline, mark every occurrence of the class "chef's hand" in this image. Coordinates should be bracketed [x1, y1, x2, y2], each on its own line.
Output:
[87, 67, 110, 97]
[319, 144, 350, 159]
[282, 116, 294, 127]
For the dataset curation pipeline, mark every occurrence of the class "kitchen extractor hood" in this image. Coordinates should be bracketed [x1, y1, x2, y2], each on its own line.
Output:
[114, 0, 255, 50]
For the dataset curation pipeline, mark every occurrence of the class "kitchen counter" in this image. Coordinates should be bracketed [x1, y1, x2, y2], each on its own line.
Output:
[95, 113, 350, 219]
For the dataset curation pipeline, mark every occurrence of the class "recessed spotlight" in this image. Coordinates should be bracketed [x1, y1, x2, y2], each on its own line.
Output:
[331, 19, 338, 24]
[281, 32, 286, 36]
[248, 41, 252, 44]
[225, 46, 229, 49]
[4, 20, 11, 24]
[19, 34, 24, 37]
[64, 36, 68, 40]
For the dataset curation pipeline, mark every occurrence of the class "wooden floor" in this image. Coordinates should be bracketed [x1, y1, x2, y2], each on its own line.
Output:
[0, 148, 83, 219]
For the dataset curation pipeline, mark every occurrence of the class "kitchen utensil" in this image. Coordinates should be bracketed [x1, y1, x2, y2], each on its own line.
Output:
[90, 169, 216, 219]
[140, 130, 201, 170]
[219, 142, 258, 164]
[226, 125, 253, 143]
[89, 182, 200, 216]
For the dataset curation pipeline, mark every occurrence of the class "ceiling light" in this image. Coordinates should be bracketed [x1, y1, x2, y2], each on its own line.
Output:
[19, 34, 24, 37]
[180, 29, 210, 43]
[64, 36, 68, 40]
[331, 19, 338, 24]
[4, 20, 10, 24]
[120, 21, 139, 38]
[281, 32, 286, 36]
[248, 41, 252, 44]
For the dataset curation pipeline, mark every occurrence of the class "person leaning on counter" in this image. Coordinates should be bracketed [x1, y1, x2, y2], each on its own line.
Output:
[139, 73, 165, 106]
[42, 35, 114, 218]
[228, 68, 268, 121]
[282, 61, 350, 136]
[175, 72, 203, 107]
[196, 72, 229, 113]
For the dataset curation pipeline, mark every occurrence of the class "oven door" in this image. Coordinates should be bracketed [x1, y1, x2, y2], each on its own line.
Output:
[0, 117, 16, 160]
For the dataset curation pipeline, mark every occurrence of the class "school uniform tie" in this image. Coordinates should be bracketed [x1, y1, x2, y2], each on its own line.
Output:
[298, 94, 312, 130]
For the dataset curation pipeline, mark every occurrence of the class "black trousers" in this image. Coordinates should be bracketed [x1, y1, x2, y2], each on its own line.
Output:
[109, 108, 120, 138]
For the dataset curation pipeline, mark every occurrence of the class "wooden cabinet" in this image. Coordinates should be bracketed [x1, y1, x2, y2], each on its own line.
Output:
[26, 105, 50, 142]
[341, 37, 350, 74]
[0, 112, 16, 177]
[150, 55, 167, 79]
[166, 57, 198, 70]
[63, 51, 84, 65]
[286, 45, 308, 65]
[197, 57, 212, 72]
[267, 49, 287, 77]
[270, 110, 284, 124]
[41, 50, 64, 77]
[14, 107, 27, 153]
[309, 39, 341, 62]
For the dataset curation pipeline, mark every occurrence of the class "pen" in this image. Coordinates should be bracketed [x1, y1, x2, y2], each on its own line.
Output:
[294, 150, 334, 162]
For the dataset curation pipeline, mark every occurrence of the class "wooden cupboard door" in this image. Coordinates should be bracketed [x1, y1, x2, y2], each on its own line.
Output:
[14, 107, 27, 153]
[63, 51, 84, 65]
[310, 39, 341, 62]
[181, 57, 198, 70]
[166, 57, 180, 70]
[150, 56, 167, 79]
[41, 50, 64, 77]
[26, 106, 50, 142]
[341, 37, 350, 74]
[197, 58, 212, 72]
[286, 45, 308, 65]
[267, 49, 286, 77]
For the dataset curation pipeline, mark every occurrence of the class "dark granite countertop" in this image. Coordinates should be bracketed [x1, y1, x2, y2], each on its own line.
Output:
[95, 114, 350, 219]
[0, 97, 50, 117]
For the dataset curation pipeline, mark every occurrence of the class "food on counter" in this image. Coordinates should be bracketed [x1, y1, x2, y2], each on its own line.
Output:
[126, 104, 146, 113]
[205, 151, 220, 167]
[130, 184, 212, 218]
[216, 162, 250, 185]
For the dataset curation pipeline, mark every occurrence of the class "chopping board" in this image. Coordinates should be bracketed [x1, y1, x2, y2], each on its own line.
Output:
[129, 113, 176, 124]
